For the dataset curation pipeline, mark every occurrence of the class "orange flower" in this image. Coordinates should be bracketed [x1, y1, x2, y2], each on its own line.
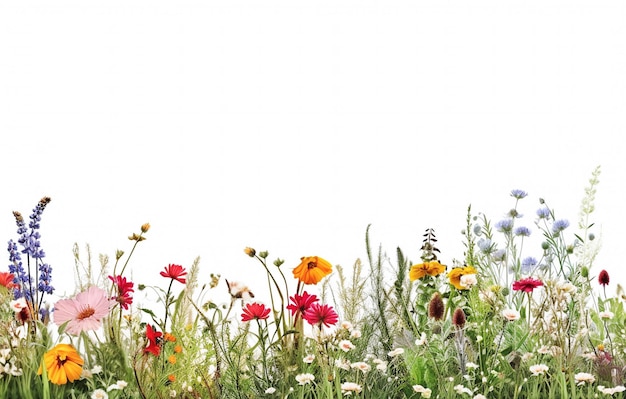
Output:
[292, 256, 332, 285]
[168, 354, 177, 364]
[168, 374, 176, 383]
[38, 343, 84, 385]
[174, 345, 182, 353]
[448, 266, 477, 290]
[409, 261, 446, 281]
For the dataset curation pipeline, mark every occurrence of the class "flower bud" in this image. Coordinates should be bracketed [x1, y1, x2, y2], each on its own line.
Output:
[598, 269, 610, 286]
[581, 266, 589, 278]
[244, 247, 256, 257]
[141, 223, 151, 233]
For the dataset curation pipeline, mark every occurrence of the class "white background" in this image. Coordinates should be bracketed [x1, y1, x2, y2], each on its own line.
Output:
[1, 1, 625, 307]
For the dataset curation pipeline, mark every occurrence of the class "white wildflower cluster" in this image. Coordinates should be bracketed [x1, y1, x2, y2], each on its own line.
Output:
[0, 347, 22, 377]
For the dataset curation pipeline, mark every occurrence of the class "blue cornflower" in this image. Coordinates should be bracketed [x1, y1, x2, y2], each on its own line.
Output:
[477, 238, 493, 253]
[521, 257, 538, 274]
[495, 219, 514, 233]
[536, 207, 551, 219]
[511, 189, 528, 199]
[492, 249, 506, 262]
[514, 226, 531, 237]
[552, 219, 570, 234]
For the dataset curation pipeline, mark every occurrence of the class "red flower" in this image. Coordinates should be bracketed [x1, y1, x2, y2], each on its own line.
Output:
[160, 264, 187, 284]
[144, 324, 163, 356]
[108, 275, 134, 310]
[598, 270, 610, 286]
[303, 303, 339, 328]
[0, 271, 17, 289]
[286, 291, 319, 317]
[241, 302, 271, 322]
[512, 277, 543, 293]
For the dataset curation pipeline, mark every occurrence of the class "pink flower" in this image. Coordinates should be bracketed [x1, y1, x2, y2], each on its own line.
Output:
[512, 277, 543, 293]
[108, 275, 134, 310]
[303, 303, 339, 328]
[241, 302, 271, 322]
[286, 291, 319, 317]
[53, 286, 112, 335]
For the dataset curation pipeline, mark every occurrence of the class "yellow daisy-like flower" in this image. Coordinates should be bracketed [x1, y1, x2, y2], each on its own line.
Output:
[293, 256, 332, 285]
[409, 261, 446, 281]
[38, 343, 84, 385]
[448, 266, 477, 290]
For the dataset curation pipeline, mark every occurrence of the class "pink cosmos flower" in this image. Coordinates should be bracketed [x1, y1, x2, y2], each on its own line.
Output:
[303, 302, 339, 328]
[53, 286, 112, 335]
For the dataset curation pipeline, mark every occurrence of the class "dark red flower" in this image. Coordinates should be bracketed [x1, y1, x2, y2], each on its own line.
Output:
[160, 264, 187, 284]
[241, 302, 271, 322]
[286, 291, 319, 317]
[512, 277, 543, 293]
[598, 270, 610, 286]
[303, 303, 339, 328]
[144, 324, 163, 356]
[0, 271, 17, 289]
[108, 275, 134, 310]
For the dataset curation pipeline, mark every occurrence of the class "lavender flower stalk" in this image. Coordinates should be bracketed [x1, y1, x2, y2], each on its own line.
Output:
[7, 197, 54, 321]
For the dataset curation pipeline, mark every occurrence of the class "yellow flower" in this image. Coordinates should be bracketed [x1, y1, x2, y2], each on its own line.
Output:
[168, 354, 177, 364]
[448, 266, 477, 290]
[293, 256, 332, 285]
[38, 343, 84, 385]
[409, 261, 446, 281]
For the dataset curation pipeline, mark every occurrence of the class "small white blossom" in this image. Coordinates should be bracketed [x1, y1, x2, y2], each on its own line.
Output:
[529, 364, 549, 376]
[295, 373, 315, 385]
[415, 332, 427, 346]
[460, 274, 478, 288]
[599, 311, 614, 320]
[341, 382, 362, 394]
[338, 340, 355, 352]
[265, 387, 276, 394]
[574, 372, 596, 386]
[502, 308, 521, 321]
[91, 389, 108, 399]
[303, 354, 315, 363]
[387, 348, 404, 357]
[350, 362, 371, 373]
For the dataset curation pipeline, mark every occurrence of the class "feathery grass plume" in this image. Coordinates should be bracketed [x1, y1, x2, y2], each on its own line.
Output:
[330, 259, 368, 327]
[365, 224, 394, 354]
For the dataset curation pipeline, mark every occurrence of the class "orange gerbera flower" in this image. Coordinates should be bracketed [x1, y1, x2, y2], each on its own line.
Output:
[38, 343, 84, 385]
[293, 256, 332, 285]
[448, 266, 477, 290]
[409, 261, 446, 281]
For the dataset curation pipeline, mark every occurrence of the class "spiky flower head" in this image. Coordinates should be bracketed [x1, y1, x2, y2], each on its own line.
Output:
[428, 292, 445, 321]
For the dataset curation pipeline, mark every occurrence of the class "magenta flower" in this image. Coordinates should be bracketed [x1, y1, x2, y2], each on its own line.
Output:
[108, 275, 134, 310]
[303, 303, 339, 328]
[286, 291, 319, 317]
[512, 277, 543, 293]
[241, 302, 271, 322]
[53, 286, 112, 335]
